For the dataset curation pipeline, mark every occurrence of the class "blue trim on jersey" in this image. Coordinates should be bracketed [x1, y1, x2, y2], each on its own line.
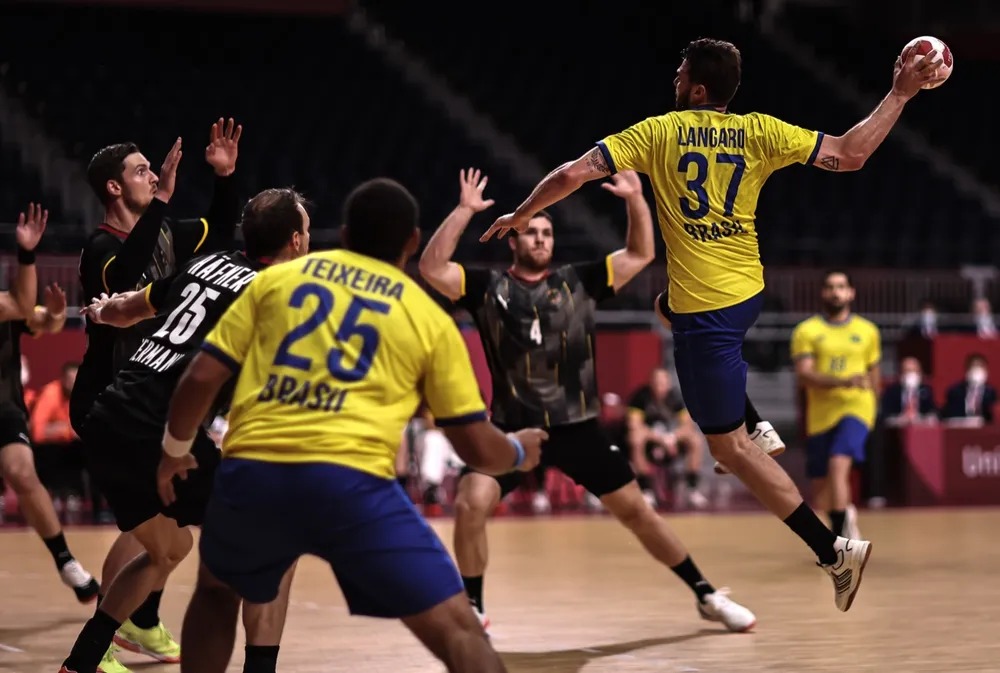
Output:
[201, 343, 241, 373]
[807, 131, 825, 165]
[434, 410, 488, 427]
[595, 141, 618, 175]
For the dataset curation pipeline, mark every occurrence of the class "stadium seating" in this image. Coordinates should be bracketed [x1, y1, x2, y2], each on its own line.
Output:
[0, 1, 993, 267]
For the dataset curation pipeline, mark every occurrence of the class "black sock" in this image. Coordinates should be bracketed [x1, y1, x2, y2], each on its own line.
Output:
[43, 532, 73, 570]
[784, 503, 837, 565]
[423, 485, 439, 505]
[670, 556, 715, 603]
[744, 396, 763, 432]
[685, 471, 700, 489]
[829, 510, 846, 537]
[63, 609, 121, 672]
[462, 575, 484, 612]
[129, 590, 163, 629]
[244, 645, 280, 673]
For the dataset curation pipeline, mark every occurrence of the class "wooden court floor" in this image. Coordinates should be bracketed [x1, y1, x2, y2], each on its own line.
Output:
[2, 508, 999, 672]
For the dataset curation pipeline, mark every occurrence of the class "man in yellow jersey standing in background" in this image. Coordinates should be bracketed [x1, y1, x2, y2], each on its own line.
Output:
[792, 270, 880, 541]
[157, 178, 545, 673]
[481, 37, 943, 612]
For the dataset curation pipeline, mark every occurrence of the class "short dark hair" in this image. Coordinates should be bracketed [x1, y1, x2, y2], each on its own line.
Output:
[681, 38, 742, 106]
[87, 142, 140, 204]
[342, 178, 418, 262]
[823, 269, 853, 287]
[241, 188, 308, 259]
[967, 353, 988, 369]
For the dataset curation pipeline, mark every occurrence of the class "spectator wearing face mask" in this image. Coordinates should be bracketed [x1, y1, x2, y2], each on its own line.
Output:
[907, 299, 939, 340]
[881, 357, 936, 426]
[971, 298, 997, 340]
[943, 354, 997, 423]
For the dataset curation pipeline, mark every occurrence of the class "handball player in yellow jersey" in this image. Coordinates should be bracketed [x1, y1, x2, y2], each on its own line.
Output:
[481, 38, 943, 612]
[158, 178, 545, 673]
[792, 271, 881, 541]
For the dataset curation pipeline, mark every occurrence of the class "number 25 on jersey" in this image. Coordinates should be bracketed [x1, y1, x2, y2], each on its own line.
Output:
[273, 283, 391, 382]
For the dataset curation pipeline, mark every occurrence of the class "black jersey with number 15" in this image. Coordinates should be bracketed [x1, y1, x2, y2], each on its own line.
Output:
[457, 257, 615, 429]
[90, 250, 264, 433]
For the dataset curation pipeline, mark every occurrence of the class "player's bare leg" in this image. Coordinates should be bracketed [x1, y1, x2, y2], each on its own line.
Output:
[452, 473, 501, 628]
[708, 428, 872, 611]
[179, 562, 242, 673]
[401, 591, 506, 673]
[239, 564, 298, 673]
[826, 455, 859, 538]
[61, 516, 192, 673]
[0, 442, 99, 602]
[599, 480, 755, 631]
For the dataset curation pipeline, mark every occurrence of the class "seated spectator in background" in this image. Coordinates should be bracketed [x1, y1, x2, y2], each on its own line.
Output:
[906, 299, 938, 340]
[21, 355, 37, 412]
[626, 368, 707, 509]
[942, 353, 997, 424]
[971, 298, 997, 339]
[881, 357, 936, 426]
[30, 362, 78, 446]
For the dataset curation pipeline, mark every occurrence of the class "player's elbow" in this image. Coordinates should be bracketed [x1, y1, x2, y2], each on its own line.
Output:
[558, 162, 591, 189]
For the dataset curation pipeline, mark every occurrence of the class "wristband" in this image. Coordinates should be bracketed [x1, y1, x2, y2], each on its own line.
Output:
[507, 434, 526, 470]
[162, 427, 194, 457]
[17, 247, 35, 265]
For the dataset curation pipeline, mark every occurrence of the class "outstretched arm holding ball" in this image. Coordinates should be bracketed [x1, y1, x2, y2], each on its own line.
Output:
[809, 38, 949, 173]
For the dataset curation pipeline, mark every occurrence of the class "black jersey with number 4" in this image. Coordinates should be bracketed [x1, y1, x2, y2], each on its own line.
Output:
[457, 257, 614, 428]
[89, 250, 263, 433]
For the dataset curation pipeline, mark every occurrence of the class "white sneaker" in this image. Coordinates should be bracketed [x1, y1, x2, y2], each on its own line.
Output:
[686, 489, 709, 510]
[60, 559, 100, 603]
[714, 421, 786, 474]
[473, 605, 491, 637]
[531, 491, 551, 514]
[697, 588, 756, 632]
[844, 504, 861, 540]
[821, 536, 873, 612]
[641, 489, 658, 509]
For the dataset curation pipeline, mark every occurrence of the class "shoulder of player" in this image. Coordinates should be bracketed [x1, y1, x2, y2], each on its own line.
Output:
[850, 315, 882, 335]
[793, 314, 822, 333]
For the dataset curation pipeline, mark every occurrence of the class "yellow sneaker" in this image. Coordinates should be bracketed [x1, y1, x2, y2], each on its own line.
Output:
[97, 645, 131, 673]
[113, 620, 181, 663]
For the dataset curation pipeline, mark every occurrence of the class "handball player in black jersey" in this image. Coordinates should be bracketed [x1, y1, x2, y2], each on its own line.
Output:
[0, 203, 100, 604]
[72, 118, 243, 671]
[420, 168, 756, 633]
[60, 188, 310, 673]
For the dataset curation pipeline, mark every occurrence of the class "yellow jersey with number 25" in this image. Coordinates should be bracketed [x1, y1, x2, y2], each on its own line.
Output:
[598, 107, 822, 314]
[790, 314, 881, 436]
[201, 249, 488, 479]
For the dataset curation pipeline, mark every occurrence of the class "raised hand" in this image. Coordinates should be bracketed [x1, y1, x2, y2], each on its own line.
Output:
[458, 168, 495, 213]
[157, 137, 183, 203]
[15, 202, 48, 251]
[205, 117, 242, 176]
[480, 212, 530, 242]
[43, 283, 67, 318]
[600, 170, 642, 199]
[892, 45, 944, 99]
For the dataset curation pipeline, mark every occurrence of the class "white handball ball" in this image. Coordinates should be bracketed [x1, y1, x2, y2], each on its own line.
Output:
[902, 35, 954, 89]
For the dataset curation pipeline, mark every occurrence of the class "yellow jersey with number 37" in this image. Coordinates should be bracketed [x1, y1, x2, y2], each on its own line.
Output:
[790, 314, 881, 436]
[598, 107, 823, 313]
[200, 249, 488, 479]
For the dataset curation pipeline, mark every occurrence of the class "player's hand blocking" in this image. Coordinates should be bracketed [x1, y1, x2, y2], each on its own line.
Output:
[157, 137, 183, 203]
[481, 212, 530, 242]
[512, 428, 548, 472]
[205, 117, 243, 177]
[459, 168, 495, 213]
[44, 284, 67, 318]
[156, 452, 199, 506]
[15, 202, 48, 252]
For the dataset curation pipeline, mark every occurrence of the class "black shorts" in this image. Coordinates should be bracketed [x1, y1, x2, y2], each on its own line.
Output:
[0, 402, 31, 450]
[460, 418, 635, 498]
[82, 415, 220, 532]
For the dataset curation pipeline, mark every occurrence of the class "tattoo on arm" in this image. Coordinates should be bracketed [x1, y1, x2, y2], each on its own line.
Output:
[586, 147, 611, 175]
[819, 155, 841, 171]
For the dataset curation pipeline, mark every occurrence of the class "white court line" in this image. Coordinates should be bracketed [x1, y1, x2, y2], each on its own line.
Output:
[0, 642, 25, 653]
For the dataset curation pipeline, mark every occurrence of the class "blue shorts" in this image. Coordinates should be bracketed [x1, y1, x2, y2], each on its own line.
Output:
[661, 291, 764, 434]
[805, 416, 869, 479]
[199, 458, 464, 618]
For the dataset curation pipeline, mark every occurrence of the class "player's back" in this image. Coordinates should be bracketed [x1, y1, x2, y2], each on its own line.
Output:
[214, 249, 477, 479]
[93, 249, 261, 432]
[600, 108, 821, 313]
